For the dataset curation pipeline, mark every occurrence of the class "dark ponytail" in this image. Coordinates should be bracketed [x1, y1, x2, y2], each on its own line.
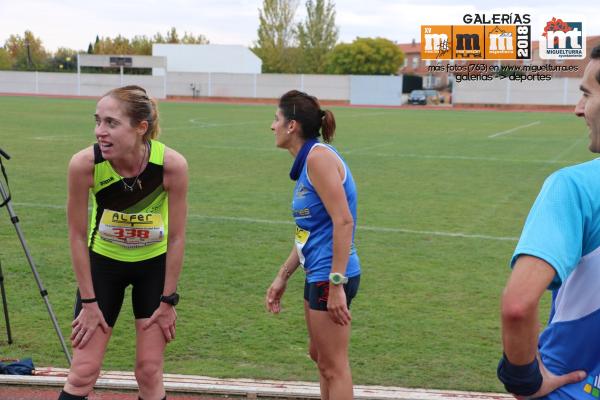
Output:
[279, 90, 337, 143]
[321, 109, 336, 143]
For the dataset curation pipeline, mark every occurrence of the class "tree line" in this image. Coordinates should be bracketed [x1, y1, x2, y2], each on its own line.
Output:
[0, 28, 208, 73]
[0, 1, 404, 76]
[253, 0, 404, 75]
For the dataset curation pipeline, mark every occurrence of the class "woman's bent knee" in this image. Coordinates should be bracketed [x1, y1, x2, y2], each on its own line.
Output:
[66, 360, 101, 392]
[317, 359, 350, 381]
[135, 359, 163, 385]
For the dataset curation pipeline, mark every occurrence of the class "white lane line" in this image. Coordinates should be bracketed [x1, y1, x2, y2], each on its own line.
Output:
[488, 121, 541, 138]
[13, 203, 517, 241]
[165, 112, 392, 131]
[14, 202, 66, 210]
[548, 137, 585, 163]
[187, 215, 517, 241]
[32, 135, 86, 141]
[343, 111, 390, 118]
[197, 144, 278, 152]
[110, 141, 564, 164]
[356, 152, 562, 164]
[358, 225, 518, 241]
[344, 143, 394, 154]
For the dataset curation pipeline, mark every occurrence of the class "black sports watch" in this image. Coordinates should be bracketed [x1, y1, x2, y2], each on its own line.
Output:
[160, 292, 180, 306]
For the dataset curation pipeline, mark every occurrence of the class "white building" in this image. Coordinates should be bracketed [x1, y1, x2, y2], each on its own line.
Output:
[152, 44, 262, 75]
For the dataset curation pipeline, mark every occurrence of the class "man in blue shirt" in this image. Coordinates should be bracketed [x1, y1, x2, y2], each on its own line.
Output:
[498, 45, 600, 399]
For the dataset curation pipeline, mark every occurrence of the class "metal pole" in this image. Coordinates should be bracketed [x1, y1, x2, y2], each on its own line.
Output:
[0, 260, 12, 344]
[0, 181, 72, 365]
[77, 53, 81, 96]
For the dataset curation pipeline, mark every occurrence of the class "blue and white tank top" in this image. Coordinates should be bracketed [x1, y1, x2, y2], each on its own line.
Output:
[292, 143, 361, 283]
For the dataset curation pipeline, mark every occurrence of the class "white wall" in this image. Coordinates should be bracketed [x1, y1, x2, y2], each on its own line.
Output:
[350, 76, 403, 106]
[1, 70, 582, 106]
[152, 44, 261, 75]
[0, 71, 350, 101]
[0, 71, 166, 99]
[453, 77, 581, 105]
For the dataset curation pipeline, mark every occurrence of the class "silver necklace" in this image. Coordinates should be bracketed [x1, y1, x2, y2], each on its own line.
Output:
[122, 142, 148, 192]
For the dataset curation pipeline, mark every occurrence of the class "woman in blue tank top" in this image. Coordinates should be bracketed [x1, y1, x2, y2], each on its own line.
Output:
[266, 90, 361, 399]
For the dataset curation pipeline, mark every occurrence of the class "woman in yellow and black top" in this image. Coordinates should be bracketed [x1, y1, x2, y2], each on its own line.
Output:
[59, 85, 188, 400]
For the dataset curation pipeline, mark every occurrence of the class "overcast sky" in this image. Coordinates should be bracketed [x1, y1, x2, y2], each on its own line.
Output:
[1, 0, 599, 53]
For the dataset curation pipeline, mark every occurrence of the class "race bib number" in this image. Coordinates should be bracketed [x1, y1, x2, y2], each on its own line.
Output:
[98, 210, 164, 248]
[294, 226, 310, 266]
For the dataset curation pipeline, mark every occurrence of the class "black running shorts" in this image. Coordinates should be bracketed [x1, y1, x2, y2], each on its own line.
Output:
[303, 275, 360, 311]
[74, 251, 166, 327]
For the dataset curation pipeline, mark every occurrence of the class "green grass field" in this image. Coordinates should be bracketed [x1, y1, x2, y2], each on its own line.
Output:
[0, 95, 590, 392]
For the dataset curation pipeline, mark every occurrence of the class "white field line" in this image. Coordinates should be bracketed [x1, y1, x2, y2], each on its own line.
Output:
[344, 143, 395, 154]
[355, 152, 562, 164]
[12, 203, 517, 241]
[165, 112, 391, 131]
[189, 214, 520, 242]
[488, 121, 541, 138]
[32, 135, 86, 141]
[344, 111, 390, 118]
[196, 144, 278, 152]
[13, 202, 67, 210]
[548, 137, 586, 163]
[168, 111, 397, 131]
[68, 139, 560, 164]
[22, 141, 567, 164]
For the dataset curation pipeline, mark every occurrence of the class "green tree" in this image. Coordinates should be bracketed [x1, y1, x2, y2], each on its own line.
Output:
[297, 0, 338, 73]
[152, 28, 209, 46]
[87, 42, 93, 54]
[130, 35, 153, 55]
[0, 48, 13, 70]
[166, 27, 180, 44]
[253, 0, 300, 73]
[93, 35, 100, 53]
[327, 37, 404, 75]
[48, 47, 78, 72]
[181, 31, 209, 44]
[93, 36, 126, 54]
[4, 30, 48, 70]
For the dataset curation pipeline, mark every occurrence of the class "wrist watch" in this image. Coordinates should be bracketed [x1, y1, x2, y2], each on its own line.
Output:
[329, 272, 348, 286]
[160, 292, 180, 306]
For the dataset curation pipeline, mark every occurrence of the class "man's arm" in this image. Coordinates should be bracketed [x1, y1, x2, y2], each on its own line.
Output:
[500, 255, 586, 397]
[501, 255, 555, 365]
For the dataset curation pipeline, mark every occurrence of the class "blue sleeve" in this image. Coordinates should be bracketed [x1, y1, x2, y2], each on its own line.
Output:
[511, 171, 586, 290]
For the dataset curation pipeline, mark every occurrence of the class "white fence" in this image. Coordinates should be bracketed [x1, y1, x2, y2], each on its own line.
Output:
[453, 77, 581, 106]
[0, 71, 405, 105]
[0, 71, 167, 99]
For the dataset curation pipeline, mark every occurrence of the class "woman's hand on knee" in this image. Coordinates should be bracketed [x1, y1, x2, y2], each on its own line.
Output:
[71, 303, 109, 349]
[143, 303, 177, 342]
[327, 286, 351, 326]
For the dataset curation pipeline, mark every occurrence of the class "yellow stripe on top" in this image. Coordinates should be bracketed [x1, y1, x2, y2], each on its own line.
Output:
[88, 140, 169, 262]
